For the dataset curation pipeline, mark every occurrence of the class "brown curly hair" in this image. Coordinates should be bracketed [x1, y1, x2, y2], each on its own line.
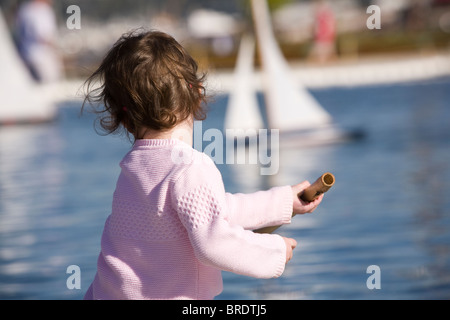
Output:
[82, 29, 207, 141]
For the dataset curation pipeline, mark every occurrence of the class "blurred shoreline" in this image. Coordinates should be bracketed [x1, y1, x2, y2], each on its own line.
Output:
[55, 49, 450, 104]
[2, 0, 450, 103]
[211, 50, 450, 92]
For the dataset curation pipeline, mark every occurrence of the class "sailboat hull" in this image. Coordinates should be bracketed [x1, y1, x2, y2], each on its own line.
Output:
[0, 113, 57, 126]
[277, 124, 366, 148]
[227, 123, 365, 149]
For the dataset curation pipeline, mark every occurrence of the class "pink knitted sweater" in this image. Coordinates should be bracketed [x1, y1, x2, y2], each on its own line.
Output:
[84, 139, 293, 300]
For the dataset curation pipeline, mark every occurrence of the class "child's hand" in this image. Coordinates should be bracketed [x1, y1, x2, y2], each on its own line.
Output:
[283, 237, 297, 263]
[292, 181, 324, 215]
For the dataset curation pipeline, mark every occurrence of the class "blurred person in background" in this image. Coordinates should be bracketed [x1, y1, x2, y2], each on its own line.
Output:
[308, 0, 336, 64]
[16, 0, 63, 83]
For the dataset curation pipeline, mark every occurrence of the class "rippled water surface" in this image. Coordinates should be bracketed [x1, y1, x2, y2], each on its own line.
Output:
[1, 77, 449, 300]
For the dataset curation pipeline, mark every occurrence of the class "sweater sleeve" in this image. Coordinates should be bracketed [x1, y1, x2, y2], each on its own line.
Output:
[224, 187, 293, 230]
[172, 155, 286, 279]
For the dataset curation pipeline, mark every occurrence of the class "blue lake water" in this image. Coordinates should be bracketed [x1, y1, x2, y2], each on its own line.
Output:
[1, 76, 449, 300]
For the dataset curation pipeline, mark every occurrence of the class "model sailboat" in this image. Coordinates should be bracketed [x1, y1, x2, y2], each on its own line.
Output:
[224, 33, 264, 135]
[251, 0, 332, 132]
[226, 0, 362, 147]
[0, 9, 57, 125]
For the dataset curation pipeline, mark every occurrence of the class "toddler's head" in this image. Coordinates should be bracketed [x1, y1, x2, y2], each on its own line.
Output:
[83, 30, 207, 140]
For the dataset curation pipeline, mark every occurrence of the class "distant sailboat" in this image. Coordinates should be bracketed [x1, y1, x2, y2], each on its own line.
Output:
[0, 9, 57, 125]
[250, 0, 363, 146]
[224, 33, 264, 135]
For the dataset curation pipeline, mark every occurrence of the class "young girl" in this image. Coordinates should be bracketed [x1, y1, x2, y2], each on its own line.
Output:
[83, 30, 323, 300]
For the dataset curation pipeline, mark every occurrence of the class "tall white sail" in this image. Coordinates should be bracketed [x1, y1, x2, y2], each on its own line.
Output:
[0, 9, 56, 124]
[251, 0, 332, 131]
[224, 33, 264, 134]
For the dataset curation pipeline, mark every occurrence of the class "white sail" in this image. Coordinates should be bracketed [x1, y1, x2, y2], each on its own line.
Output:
[224, 33, 264, 134]
[251, 0, 332, 131]
[0, 9, 56, 124]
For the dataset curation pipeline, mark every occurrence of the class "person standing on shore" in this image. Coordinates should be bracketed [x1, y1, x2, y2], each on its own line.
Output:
[16, 0, 63, 83]
[309, 0, 337, 64]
